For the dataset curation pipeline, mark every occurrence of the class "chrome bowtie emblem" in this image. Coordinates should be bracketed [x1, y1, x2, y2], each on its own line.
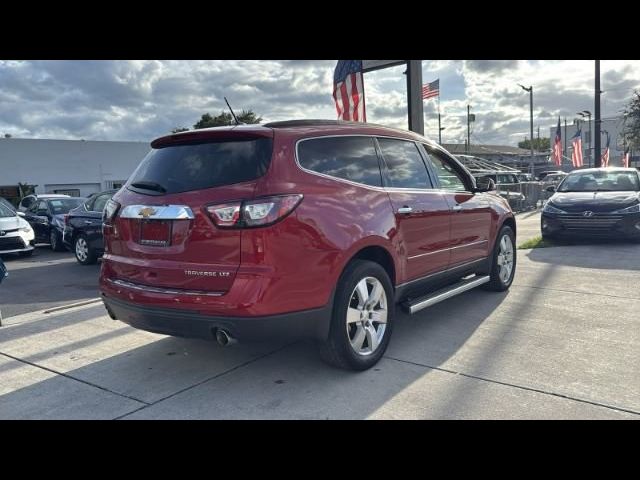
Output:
[582, 211, 594, 217]
[138, 207, 157, 218]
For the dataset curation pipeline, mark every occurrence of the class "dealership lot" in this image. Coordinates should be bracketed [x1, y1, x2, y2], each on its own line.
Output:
[0, 212, 639, 419]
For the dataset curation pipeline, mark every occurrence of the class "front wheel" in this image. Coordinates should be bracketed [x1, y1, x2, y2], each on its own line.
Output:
[318, 260, 394, 371]
[74, 235, 97, 265]
[484, 225, 516, 291]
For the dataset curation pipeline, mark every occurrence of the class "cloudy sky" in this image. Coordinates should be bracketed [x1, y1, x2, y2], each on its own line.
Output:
[1, 60, 638, 146]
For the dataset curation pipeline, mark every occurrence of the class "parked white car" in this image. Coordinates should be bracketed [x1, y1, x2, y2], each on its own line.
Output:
[0, 201, 35, 256]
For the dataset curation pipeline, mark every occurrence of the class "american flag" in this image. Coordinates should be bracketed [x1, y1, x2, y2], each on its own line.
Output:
[333, 60, 366, 122]
[553, 117, 562, 166]
[601, 133, 610, 167]
[571, 129, 583, 168]
[422, 79, 440, 100]
[622, 147, 630, 168]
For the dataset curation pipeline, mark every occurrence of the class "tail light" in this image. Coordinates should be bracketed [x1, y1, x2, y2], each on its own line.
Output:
[63, 214, 69, 225]
[103, 199, 121, 225]
[206, 194, 303, 229]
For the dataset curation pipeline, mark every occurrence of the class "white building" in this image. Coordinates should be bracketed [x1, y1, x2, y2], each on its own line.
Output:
[549, 116, 638, 169]
[0, 137, 150, 204]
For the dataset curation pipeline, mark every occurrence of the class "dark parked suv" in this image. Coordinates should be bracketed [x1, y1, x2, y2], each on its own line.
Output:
[100, 120, 516, 370]
[64, 189, 117, 264]
[23, 196, 85, 251]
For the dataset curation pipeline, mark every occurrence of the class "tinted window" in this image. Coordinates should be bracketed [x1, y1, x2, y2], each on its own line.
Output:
[377, 138, 431, 189]
[298, 136, 382, 187]
[92, 193, 112, 212]
[424, 149, 468, 191]
[558, 170, 640, 192]
[128, 138, 273, 194]
[48, 198, 84, 215]
[21, 196, 35, 209]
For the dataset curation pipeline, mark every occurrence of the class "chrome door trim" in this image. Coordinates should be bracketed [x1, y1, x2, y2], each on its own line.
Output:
[407, 239, 488, 260]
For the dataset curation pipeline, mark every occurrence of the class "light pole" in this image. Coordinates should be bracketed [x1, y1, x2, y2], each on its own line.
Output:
[439, 126, 446, 144]
[577, 110, 592, 167]
[518, 84, 534, 174]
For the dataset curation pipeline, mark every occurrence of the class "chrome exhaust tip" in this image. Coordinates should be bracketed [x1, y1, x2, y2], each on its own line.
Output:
[215, 328, 237, 346]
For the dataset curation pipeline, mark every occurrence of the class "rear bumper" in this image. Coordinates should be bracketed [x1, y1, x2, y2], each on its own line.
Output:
[102, 294, 332, 342]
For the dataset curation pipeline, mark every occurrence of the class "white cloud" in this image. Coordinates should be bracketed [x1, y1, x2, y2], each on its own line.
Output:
[0, 60, 638, 148]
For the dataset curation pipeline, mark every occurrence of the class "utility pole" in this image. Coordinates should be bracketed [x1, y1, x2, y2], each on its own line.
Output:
[438, 112, 442, 144]
[594, 60, 602, 167]
[406, 60, 424, 135]
[467, 105, 471, 153]
[518, 84, 534, 174]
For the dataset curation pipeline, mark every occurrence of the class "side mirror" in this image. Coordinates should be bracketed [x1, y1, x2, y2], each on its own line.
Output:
[475, 177, 496, 192]
[17, 211, 26, 217]
[546, 185, 556, 193]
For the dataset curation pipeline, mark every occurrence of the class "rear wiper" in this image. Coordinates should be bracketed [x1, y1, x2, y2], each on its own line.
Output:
[130, 181, 167, 193]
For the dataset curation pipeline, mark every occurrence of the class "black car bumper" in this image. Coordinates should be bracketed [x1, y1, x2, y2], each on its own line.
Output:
[541, 212, 640, 238]
[101, 294, 332, 343]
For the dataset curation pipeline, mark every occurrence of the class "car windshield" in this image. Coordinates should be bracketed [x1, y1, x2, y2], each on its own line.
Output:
[47, 198, 84, 214]
[0, 202, 16, 218]
[557, 171, 640, 192]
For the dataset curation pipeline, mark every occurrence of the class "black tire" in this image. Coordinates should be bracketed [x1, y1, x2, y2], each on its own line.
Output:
[484, 225, 516, 292]
[19, 250, 34, 257]
[541, 233, 556, 242]
[318, 259, 394, 371]
[50, 230, 64, 252]
[74, 234, 98, 265]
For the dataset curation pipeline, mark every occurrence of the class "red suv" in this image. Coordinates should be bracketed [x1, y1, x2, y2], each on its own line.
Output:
[100, 120, 516, 370]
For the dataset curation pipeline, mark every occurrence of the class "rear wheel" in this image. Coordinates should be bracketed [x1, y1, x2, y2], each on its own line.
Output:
[50, 230, 65, 252]
[74, 235, 97, 265]
[484, 225, 516, 291]
[318, 260, 394, 371]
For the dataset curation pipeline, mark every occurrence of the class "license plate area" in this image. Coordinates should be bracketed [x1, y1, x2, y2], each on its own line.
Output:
[138, 220, 172, 247]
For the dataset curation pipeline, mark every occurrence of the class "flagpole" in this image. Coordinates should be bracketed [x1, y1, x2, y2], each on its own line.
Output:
[437, 91, 442, 144]
[361, 65, 367, 122]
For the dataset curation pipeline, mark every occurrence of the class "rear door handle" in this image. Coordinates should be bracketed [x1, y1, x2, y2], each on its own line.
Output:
[398, 206, 413, 214]
[452, 205, 462, 212]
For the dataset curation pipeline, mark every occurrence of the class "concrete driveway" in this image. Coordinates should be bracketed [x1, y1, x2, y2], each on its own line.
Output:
[1, 227, 639, 419]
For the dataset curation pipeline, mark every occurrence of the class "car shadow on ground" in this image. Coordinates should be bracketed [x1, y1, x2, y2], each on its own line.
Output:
[0, 287, 513, 419]
[0, 248, 100, 318]
[525, 239, 640, 271]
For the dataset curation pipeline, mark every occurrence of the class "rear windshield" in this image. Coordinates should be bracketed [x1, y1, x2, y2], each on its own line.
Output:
[128, 138, 273, 194]
[48, 198, 84, 214]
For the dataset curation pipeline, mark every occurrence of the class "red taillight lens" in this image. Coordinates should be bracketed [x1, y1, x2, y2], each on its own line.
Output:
[205, 195, 303, 229]
[64, 214, 69, 225]
[206, 202, 242, 228]
[103, 199, 121, 224]
[243, 195, 303, 227]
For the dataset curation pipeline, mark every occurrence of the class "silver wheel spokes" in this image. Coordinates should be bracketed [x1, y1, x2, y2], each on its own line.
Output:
[497, 234, 514, 283]
[346, 277, 388, 356]
[76, 238, 88, 261]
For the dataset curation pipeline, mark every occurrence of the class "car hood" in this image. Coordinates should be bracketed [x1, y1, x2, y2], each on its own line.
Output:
[550, 191, 640, 212]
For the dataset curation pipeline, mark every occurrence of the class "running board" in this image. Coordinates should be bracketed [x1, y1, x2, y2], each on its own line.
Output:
[402, 275, 491, 314]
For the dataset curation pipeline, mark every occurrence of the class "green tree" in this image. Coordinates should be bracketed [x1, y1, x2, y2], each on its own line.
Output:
[518, 137, 550, 151]
[193, 109, 262, 129]
[622, 90, 640, 149]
